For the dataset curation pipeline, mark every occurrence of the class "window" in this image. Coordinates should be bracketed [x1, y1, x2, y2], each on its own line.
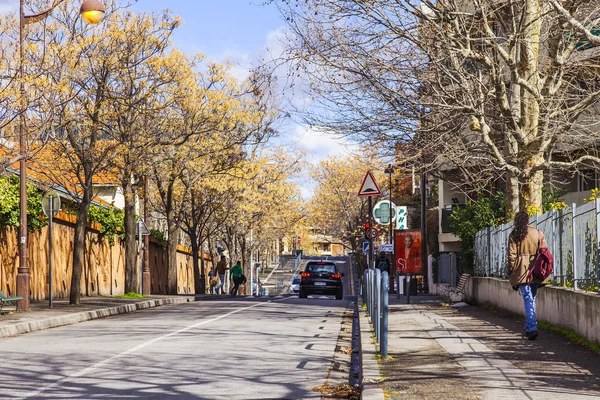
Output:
[578, 170, 598, 192]
[306, 263, 336, 273]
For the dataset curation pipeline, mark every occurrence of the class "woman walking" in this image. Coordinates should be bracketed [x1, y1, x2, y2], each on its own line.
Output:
[508, 211, 547, 340]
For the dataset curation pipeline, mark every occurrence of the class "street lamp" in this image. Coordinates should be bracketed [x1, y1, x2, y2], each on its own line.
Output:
[384, 164, 395, 294]
[80, 0, 106, 24]
[16, 0, 106, 311]
[384, 165, 395, 245]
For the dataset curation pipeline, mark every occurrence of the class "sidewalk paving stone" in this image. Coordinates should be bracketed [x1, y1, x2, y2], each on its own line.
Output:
[374, 295, 600, 400]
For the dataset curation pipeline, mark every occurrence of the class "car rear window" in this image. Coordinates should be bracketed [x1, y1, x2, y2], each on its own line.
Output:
[306, 263, 336, 273]
[292, 277, 300, 284]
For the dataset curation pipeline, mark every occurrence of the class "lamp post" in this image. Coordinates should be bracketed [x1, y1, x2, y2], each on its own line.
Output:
[384, 165, 395, 244]
[16, 0, 106, 311]
[384, 164, 395, 294]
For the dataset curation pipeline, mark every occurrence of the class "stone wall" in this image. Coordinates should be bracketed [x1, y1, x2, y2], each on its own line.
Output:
[0, 213, 212, 300]
[465, 276, 600, 345]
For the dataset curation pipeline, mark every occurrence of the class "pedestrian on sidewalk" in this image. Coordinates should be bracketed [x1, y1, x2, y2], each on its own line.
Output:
[215, 256, 229, 294]
[230, 260, 244, 297]
[375, 253, 390, 274]
[208, 267, 218, 294]
[508, 211, 547, 341]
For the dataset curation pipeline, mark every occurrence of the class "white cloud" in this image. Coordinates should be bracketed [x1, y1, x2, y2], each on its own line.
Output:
[294, 125, 358, 165]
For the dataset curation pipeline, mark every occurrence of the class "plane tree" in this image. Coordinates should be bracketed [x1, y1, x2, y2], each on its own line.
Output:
[274, 0, 600, 213]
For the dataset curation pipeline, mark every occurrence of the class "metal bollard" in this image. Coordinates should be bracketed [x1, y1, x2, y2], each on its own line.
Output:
[375, 268, 381, 342]
[369, 270, 375, 321]
[366, 271, 371, 315]
[406, 273, 411, 304]
[367, 271, 371, 314]
[381, 271, 389, 357]
[364, 272, 368, 314]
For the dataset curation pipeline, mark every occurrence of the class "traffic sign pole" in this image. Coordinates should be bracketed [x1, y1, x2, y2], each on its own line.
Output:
[42, 190, 61, 308]
[49, 197, 53, 308]
[138, 219, 143, 294]
[368, 196, 374, 269]
[358, 170, 381, 271]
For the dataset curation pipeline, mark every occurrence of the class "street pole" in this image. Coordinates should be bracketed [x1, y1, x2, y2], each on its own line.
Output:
[16, 0, 30, 312]
[388, 166, 393, 245]
[138, 219, 143, 294]
[48, 197, 54, 308]
[420, 168, 427, 293]
[250, 227, 254, 296]
[385, 164, 394, 294]
[143, 176, 151, 295]
[368, 196, 374, 269]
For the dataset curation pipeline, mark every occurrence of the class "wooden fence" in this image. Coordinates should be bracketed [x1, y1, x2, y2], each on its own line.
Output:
[0, 212, 212, 300]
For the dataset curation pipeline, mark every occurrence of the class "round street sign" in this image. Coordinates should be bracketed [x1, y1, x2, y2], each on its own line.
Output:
[42, 190, 61, 218]
[367, 227, 379, 240]
[373, 200, 397, 225]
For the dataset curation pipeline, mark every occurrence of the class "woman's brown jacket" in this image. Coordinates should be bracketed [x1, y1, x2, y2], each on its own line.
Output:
[508, 226, 547, 287]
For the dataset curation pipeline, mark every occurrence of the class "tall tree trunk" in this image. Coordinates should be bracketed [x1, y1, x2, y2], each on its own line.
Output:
[190, 231, 203, 294]
[123, 178, 138, 294]
[166, 207, 178, 294]
[200, 239, 206, 292]
[239, 236, 248, 271]
[520, 168, 544, 212]
[70, 189, 91, 305]
[506, 171, 520, 215]
[207, 235, 216, 267]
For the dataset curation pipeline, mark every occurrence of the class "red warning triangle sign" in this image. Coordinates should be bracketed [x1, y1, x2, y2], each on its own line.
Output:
[358, 171, 382, 197]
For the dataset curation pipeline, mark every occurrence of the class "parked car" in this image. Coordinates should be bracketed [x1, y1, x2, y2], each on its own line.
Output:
[290, 277, 300, 294]
[299, 261, 344, 300]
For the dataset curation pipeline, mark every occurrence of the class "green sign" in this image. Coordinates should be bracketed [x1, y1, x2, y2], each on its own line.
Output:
[373, 201, 396, 225]
[397, 206, 408, 229]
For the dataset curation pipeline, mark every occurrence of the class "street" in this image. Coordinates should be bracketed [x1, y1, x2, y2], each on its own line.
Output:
[0, 294, 353, 399]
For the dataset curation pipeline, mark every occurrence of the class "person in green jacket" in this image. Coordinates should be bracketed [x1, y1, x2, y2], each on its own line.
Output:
[230, 260, 244, 297]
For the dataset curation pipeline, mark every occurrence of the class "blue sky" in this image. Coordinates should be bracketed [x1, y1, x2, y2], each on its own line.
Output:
[130, 0, 284, 70]
[129, 1, 359, 197]
[0, 0, 358, 197]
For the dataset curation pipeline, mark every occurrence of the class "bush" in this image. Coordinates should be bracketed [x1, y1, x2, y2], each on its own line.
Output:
[0, 176, 45, 232]
[448, 192, 506, 274]
[150, 229, 167, 249]
[88, 204, 125, 245]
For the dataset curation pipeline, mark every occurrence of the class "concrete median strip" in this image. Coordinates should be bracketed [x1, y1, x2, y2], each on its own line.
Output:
[0, 297, 194, 339]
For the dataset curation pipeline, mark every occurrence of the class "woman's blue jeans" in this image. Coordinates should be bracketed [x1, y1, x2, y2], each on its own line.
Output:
[519, 283, 539, 332]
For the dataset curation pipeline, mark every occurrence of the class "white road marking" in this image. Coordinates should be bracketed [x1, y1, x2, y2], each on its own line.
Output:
[16, 299, 289, 400]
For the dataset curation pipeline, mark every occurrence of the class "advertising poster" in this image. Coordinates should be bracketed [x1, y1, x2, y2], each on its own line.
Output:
[395, 230, 422, 275]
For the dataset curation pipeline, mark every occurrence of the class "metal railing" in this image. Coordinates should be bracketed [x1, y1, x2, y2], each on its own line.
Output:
[474, 200, 600, 292]
[362, 269, 389, 356]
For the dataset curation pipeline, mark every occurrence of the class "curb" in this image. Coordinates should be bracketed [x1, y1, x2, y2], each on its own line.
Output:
[0, 296, 194, 339]
[357, 297, 385, 400]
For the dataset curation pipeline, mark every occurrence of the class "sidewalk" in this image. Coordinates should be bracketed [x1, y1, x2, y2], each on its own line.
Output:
[361, 295, 600, 400]
[0, 294, 220, 339]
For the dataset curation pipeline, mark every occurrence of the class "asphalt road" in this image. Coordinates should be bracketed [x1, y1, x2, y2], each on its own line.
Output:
[0, 257, 354, 400]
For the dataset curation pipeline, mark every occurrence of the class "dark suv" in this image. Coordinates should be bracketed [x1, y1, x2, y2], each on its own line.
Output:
[299, 261, 344, 300]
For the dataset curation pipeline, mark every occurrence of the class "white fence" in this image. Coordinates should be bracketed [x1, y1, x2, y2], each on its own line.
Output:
[474, 199, 600, 290]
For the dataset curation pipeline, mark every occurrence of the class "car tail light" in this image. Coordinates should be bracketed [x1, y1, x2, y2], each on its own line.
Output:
[332, 273, 340, 279]
[301, 272, 310, 278]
